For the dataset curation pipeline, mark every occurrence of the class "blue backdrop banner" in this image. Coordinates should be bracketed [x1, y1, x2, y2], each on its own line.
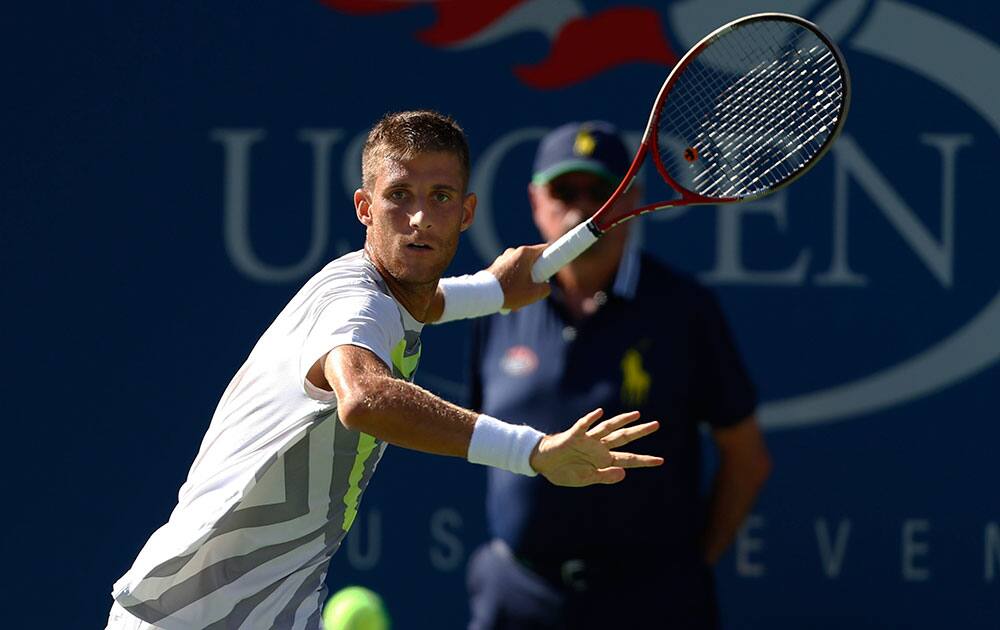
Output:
[4, 1, 997, 628]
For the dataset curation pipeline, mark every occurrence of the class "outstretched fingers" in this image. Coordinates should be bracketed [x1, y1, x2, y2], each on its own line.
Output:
[600, 420, 660, 449]
[586, 410, 642, 440]
[571, 408, 606, 434]
[608, 451, 664, 469]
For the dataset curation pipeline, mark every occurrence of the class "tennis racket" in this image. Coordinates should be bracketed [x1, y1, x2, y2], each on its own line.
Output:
[529, 12, 851, 282]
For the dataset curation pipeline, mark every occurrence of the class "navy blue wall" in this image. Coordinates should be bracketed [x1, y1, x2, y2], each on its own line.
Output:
[4, 1, 997, 627]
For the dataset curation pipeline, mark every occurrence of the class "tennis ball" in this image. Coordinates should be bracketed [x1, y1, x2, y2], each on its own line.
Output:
[322, 586, 390, 630]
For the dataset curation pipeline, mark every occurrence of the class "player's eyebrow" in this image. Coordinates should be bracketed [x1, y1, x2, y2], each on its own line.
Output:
[383, 177, 413, 189]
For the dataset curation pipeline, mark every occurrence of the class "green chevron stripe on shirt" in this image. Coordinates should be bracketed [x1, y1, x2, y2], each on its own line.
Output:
[341, 431, 378, 532]
[391, 338, 420, 380]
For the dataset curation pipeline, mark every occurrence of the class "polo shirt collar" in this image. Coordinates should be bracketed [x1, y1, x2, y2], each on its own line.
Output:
[611, 230, 641, 300]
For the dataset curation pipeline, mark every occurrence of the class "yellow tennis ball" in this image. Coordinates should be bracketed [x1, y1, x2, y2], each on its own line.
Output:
[322, 586, 390, 630]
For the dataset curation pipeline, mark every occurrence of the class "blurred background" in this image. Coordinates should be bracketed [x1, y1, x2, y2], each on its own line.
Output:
[3, 0, 997, 627]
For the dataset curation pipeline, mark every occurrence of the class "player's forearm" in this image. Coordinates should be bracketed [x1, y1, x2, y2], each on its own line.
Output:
[337, 374, 478, 458]
[326, 345, 542, 475]
[702, 459, 770, 565]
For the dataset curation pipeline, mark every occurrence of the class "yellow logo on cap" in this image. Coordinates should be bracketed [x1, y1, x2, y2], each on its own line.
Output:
[574, 130, 596, 157]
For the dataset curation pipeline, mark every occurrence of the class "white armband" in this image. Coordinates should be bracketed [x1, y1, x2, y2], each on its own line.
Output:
[467, 414, 544, 476]
[436, 270, 504, 324]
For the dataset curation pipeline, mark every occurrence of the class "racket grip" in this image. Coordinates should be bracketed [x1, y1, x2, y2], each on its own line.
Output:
[530, 220, 601, 282]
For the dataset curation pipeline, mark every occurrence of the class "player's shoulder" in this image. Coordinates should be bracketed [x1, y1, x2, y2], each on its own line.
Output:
[315, 250, 382, 286]
[308, 251, 387, 296]
[301, 251, 399, 316]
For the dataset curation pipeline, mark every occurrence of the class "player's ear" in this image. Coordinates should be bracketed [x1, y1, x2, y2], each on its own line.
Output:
[459, 192, 477, 232]
[355, 188, 373, 226]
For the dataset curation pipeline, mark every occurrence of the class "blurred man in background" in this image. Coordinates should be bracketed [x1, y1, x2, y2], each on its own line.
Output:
[466, 121, 772, 629]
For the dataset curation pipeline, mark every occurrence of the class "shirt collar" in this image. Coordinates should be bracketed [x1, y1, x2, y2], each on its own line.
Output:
[610, 228, 641, 300]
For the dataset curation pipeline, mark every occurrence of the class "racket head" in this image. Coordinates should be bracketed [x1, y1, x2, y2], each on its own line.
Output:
[652, 13, 851, 202]
[590, 13, 850, 233]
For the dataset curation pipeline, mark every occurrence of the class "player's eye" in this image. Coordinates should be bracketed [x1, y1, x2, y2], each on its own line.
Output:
[388, 189, 408, 202]
[433, 191, 452, 203]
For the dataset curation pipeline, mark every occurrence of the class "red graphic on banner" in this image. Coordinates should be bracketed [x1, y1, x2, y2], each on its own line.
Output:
[515, 8, 676, 89]
[416, 0, 526, 46]
[318, 1, 677, 89]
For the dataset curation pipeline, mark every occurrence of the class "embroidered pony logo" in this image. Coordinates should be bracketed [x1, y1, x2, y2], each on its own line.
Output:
[620, 348, 650, 406]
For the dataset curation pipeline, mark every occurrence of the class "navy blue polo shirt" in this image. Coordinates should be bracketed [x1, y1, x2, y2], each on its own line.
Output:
[469, 244, 757, 570]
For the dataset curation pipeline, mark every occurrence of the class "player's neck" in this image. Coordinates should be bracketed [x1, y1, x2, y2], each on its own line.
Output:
[382, 275, 436, 323]
[365, 245, 436, 322]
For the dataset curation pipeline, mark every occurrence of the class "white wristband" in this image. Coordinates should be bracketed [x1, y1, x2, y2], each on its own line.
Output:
[436, 270, 504, 324]
[467, 414, 544, 476]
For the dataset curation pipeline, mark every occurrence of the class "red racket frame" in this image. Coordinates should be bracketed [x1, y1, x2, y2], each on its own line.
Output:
[589, 12, 851, 234]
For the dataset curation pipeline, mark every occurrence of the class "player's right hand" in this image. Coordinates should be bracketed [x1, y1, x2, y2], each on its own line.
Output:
[529, 408, 663, 487]
[487, 244, 551, 311]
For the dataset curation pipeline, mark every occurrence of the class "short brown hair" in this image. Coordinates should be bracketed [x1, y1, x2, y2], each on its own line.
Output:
[361, 110, 471, 191]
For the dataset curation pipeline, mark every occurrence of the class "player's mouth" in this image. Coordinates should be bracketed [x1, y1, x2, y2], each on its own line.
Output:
[405, 242, 434, 252]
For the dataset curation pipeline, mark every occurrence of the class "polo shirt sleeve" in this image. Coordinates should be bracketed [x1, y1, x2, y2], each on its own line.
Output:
[299, 284, 403, 385]
[690, 286, 758, 428]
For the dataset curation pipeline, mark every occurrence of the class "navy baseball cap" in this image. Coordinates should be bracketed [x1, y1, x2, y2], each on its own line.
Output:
[532, 121, 630, 186]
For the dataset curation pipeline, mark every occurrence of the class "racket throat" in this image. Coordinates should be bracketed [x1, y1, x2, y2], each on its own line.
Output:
[585, 220, 604, 238]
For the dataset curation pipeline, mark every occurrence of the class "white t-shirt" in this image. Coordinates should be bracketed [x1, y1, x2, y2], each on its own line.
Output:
[111, 250, 423, 629]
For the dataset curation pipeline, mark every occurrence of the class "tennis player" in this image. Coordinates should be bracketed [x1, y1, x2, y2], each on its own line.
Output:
[106, 111, 663, 629]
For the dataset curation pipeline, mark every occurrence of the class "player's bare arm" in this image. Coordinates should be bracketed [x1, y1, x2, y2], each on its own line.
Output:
[312, 345, 663, 484]
[320, 344, 479, 457]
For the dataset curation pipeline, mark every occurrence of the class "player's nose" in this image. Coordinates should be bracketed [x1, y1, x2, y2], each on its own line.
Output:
[409, 208, 432, 230]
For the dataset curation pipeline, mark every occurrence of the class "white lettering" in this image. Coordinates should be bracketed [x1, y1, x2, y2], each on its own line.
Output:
[701, 191, 811, 286]
[820, 134, 972, 288]
[814, 131, 868, 287]
[902, 518, 931, 581]
[736, 514, 767, 577]
[212, 128, 343, 282]
[815, 518, 852, 578]
[468, 127, 549, 264]
[429, 508, 465, 572]
[986, 522, 1000, 582]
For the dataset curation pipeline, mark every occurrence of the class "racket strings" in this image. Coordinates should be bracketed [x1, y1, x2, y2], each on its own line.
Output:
[692, 48, 838, 193]
[657, 19, 845, 199]
[693, 23, 828, 183]
[707, 49, 834, 190]
[696, 29, 838, 193]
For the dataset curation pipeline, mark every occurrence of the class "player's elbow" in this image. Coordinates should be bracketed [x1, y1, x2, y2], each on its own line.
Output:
[335, 391, 375, 432]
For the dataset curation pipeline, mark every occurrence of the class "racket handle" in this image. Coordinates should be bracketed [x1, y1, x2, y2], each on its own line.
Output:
[530, 220, 601, 282]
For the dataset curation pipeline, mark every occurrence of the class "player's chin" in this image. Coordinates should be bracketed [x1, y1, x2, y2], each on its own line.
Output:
[395, 251, 451, 283]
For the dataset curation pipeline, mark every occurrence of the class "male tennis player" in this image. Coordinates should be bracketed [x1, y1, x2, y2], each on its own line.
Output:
[106, 111, 662, 629]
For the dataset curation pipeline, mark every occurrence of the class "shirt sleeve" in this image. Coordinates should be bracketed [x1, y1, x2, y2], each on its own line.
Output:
[690, 286, 758, 429]
[299, 284, 403, 385]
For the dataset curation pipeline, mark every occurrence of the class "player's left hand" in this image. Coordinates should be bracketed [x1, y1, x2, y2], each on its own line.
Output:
[529, 408, 663, 487]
